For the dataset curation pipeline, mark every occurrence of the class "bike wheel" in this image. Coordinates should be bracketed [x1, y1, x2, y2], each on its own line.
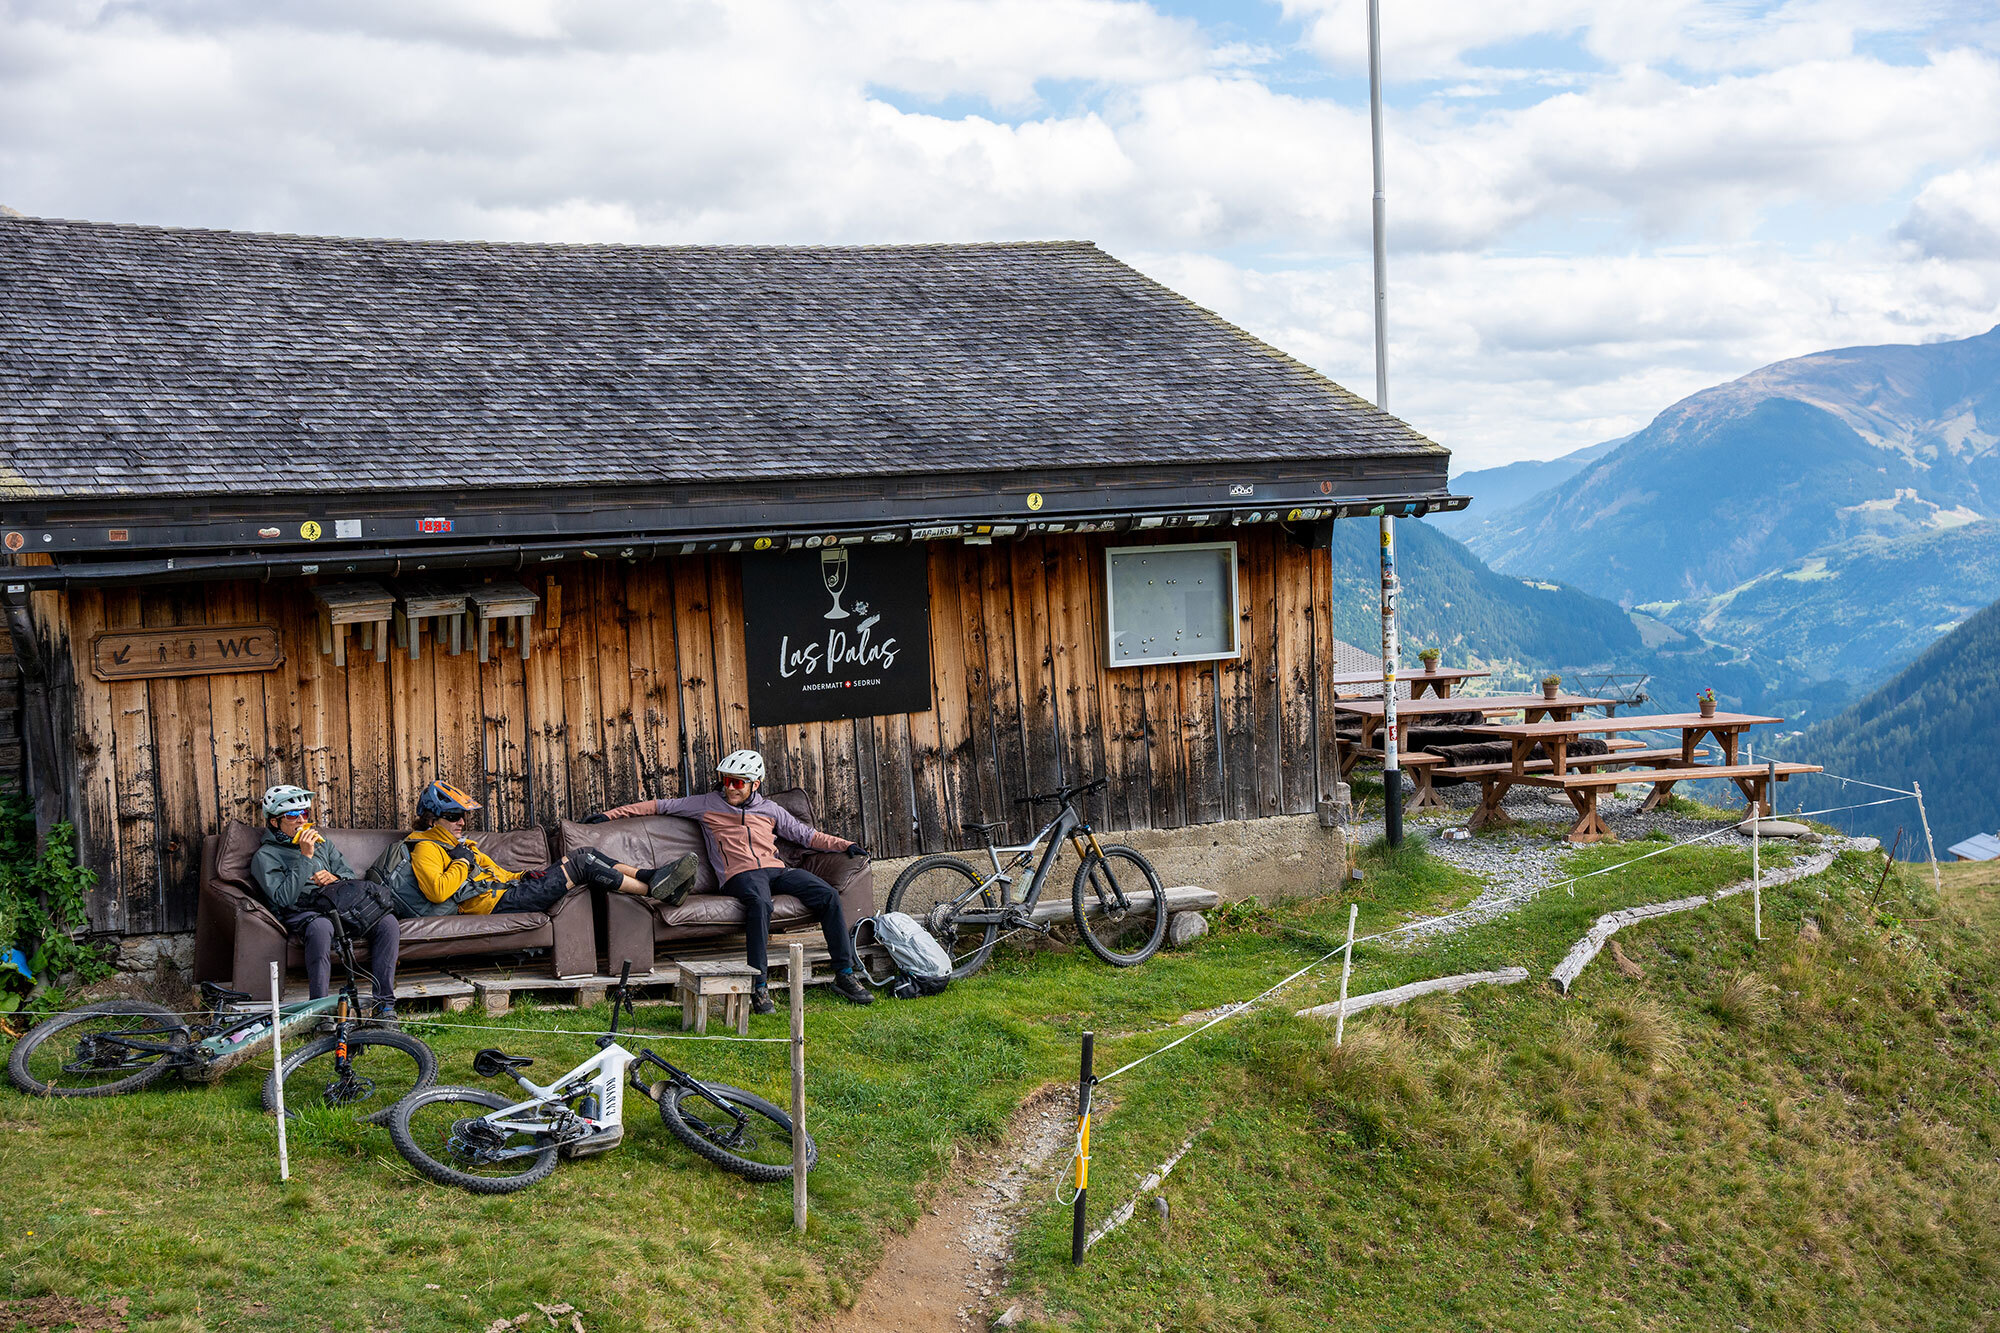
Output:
[886, 854, 999, 979]
[1073, 845, 1168, 967]
[388, 1086, 560, 1194]
[262, 1030, 437, 1125]
[657, 1082, 816, 1183]
[7, 1000, 188, 1097]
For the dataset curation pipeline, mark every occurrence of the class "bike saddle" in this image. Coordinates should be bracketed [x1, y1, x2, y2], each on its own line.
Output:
[199, 982, 254, 1004]
[472, 1048, 535, 1077]
[960, 820, 1005, 838]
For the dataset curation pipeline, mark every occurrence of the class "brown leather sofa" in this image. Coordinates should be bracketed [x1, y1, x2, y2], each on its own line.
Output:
[557, 788, 876, 975]
[193, 821, 596, 993]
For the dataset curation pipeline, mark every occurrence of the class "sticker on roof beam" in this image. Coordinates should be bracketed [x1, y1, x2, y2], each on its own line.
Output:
[866, 530, 904, 543]
[335, 519, 362, 539]
[1026, 492, 1044, 511]
[911, 524, 963, 540]
[2, 533, 19, 551]
[1137, 517, 1163, 529]
[107, 528, 129, 542]
[990, 524, 1018, 537]
[753, 537, 774, 551]
[300, 521, 322, 541]
[417, 517, 454, 534]
[1229, 484, 1254, 497]
[256, 527, 280, 539]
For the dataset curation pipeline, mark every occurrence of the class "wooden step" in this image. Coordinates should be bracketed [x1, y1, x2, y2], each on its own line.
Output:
[1023, 884, 1218, 926]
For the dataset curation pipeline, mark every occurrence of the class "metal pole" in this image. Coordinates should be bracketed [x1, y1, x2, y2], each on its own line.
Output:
[269, 961, 289, 1182]
[1071, 1031, 1094, 1265]
[789, 942, 808, 1233]
[1366, 0, 1401, 847]
[1335, 902, 1359, 1046]
[1751, 803, 1762, 943]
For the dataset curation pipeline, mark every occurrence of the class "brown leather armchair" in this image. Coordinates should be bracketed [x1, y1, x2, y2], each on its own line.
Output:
[557, 788, 876, 975]
[193, 821, 596, 993]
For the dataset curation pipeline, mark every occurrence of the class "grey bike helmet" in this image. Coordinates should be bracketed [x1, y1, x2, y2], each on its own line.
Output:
[261, 784, 314, 817]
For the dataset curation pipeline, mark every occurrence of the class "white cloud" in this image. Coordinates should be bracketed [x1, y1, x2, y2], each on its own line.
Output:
[1899, 158, 2000, 260]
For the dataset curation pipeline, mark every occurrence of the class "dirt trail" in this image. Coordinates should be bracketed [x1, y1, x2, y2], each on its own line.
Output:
[825, 1084, 1083, 1332]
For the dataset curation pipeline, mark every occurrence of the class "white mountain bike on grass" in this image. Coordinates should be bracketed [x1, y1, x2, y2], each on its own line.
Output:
[387, 964, 814, 1194]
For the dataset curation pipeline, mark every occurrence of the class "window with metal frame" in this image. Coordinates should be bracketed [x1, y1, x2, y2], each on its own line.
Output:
[1103, 541, 1240, 669]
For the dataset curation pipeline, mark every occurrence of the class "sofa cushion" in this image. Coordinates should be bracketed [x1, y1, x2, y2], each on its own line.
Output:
[214, 819, 550, 895]
[556, 786, 824, 897]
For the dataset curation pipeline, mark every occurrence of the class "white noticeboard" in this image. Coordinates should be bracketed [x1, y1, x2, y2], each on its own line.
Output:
[1104, 541, 1240, 669]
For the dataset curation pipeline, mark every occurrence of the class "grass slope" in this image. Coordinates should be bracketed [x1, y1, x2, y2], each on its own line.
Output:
[6, 839, 1999, 1332]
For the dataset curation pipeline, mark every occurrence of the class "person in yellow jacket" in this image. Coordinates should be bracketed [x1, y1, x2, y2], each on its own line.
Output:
[409, 781, 696, 914]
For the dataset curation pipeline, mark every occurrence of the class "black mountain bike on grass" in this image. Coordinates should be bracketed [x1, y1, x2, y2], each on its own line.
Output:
[8, 921, 435, 1125]
[886, 778, 1168, 978]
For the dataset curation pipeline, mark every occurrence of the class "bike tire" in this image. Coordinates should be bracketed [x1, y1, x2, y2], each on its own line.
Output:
[261, 1029, 438, 1126]
[886, 854, 999, 979]
[657, 1082, 816, 1183]
[1072, 845, 1169, 967]
[388, 1085, 560, 1194]
[7, 1000, 188, 1097]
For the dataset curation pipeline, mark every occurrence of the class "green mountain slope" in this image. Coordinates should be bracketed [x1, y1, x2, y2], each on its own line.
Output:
[1643, 521, 2000, 683]
[1781, 595, 2000, 851]
[1424, 434, 1628, 542]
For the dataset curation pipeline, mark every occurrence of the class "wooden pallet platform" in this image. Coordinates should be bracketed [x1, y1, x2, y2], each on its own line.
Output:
[260, 968, 475, 1009]
[438, 932, 840, 1013]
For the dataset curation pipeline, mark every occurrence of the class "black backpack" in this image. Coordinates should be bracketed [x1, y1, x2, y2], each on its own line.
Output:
[308, 878, 398, 937]
[368, 836, 481, 918]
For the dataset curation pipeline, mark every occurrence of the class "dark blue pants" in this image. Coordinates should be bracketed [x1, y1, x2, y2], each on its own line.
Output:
[719, 867, 857, 983]
[285, 909, 400, 1002]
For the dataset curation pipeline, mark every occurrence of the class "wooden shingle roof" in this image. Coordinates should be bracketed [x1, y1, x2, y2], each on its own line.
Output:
[0, 215, 1443, 502]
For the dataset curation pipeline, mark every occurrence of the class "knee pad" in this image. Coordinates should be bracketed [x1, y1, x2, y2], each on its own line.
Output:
[568, 848, 625, 893]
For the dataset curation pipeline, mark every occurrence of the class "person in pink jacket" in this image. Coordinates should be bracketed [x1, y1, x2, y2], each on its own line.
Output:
[587, 750, 874, 1012]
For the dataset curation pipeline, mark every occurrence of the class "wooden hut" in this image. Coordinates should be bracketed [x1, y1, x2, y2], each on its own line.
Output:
[0, 215, 1460, 946]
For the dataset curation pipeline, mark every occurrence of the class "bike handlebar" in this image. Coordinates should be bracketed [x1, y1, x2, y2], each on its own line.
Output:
[1014, 777, 1109, 808]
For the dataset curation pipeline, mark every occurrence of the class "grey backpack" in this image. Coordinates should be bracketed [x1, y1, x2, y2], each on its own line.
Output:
[369, 836, 480, 918]
[854, 911, 953, 997]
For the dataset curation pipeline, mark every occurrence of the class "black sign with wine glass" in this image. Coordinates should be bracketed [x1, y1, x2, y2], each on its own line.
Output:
[740, 544, 934, 725]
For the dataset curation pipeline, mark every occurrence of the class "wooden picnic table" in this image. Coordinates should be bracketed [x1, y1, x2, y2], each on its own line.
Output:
[1456, 711, 1814, 842]
[1335, 693, 1615, 762]
[1331, 667, 1491, 700]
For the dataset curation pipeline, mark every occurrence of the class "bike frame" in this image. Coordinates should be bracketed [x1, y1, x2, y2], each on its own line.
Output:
[947, 798, 1115, 927]
[480, 1042, 639, 1145]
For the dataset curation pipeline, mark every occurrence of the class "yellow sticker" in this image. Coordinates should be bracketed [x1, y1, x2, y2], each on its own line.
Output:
[1026, 492, 1044, 512]
[299, 520, 322, 541]
[1286, 509, 1301, 522]
[753, 537, 773, 551]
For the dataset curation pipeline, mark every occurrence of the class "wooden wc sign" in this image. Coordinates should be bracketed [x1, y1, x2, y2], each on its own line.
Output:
[90, 623, 285, 682]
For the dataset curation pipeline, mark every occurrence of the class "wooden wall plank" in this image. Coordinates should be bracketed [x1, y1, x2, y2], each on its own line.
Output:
[1183, 663, 1225, 825]
[818, 719, 865, 843]
[951, 545, 999, 841]
[628, 561, 685, 801]
[1273, 533, 1318, 816]
[254, 583, 305, 795]
[707, 558, 755, 761]
[341, 600, 397, 828]
[66, 591, 124, 932]
[431, 594, 486, 827]
[1309, 541, 1342, 804]
[588, 563, 643, 811]
[974, 544, 1031, 837]
[1009, 537, 1060, 816]
[1246, 529, 1284, 821]
[141, 588, 215, 920]
[386, 630, 436, 827]
[1093, 541, 1152, 831]
[671, 558, 720, 789]
[101, 589, 163, 933]
[1044, 535, 1106, 794]
[1142, 664, 1186, 829]
[556, 568, 608, 819]
[875, 711, 922, 858]
[1217, 539, 1258, 823]
[478, 582, 531, 830]
[521, 575, 571, 828]
[852, 715, 886, 854]
[926, 543, 978, 846]
[204, 582, 269, 829]
[292, 581, 349, 826]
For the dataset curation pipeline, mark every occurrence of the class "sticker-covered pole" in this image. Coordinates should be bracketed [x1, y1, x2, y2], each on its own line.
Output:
[1071, 1030, 1094, 1265]
[1379, 513, 1403, 847]
[1367, 0, 1401, 849]
[270, 961, 289, 1182]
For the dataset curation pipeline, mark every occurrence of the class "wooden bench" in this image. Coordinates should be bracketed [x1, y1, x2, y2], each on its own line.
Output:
[1436, 744, 1694, 782]
[1472, 761, 1821, 843]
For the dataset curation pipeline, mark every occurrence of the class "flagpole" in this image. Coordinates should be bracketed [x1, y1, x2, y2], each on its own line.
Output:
[1368, 0, 1402, 847]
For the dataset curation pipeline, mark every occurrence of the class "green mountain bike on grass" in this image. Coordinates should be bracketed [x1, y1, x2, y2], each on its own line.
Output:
[7, 922, 435, 1124]
[886, 777, 1168, 978]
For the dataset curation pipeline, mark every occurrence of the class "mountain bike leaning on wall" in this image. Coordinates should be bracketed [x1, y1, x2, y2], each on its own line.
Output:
[886, 777, 1168, 978]
[7, 920, 435, 1125]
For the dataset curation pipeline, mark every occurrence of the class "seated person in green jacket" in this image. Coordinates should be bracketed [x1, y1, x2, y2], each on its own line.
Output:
[405, 781, 696, 915]
[248, 784, 400, 1018]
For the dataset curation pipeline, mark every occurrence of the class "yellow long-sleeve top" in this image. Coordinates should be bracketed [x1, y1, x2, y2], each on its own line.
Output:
[408, 825, 522, 915]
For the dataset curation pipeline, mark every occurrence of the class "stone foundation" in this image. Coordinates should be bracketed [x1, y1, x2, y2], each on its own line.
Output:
[870, 812, 1351, 910]
[113, 931, 195, 981]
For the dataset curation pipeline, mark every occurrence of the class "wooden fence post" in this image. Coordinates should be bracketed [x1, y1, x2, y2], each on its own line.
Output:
[270, 961, 289, 1183]
[1913, 781, 1943, 897]
[789, 942, 807, 1233]
[1335, 902, 1358, 1045]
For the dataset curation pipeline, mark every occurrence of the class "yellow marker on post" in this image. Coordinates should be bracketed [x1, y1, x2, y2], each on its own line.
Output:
[1071, 1031, 1094, 1264]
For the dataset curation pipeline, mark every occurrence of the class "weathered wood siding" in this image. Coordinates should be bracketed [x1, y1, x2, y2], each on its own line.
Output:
[40, 530, 1343, 934]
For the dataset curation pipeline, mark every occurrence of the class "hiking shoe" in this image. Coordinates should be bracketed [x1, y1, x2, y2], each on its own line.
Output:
[750, 985, 776, 1016]
[369, 999, 399, 1028]
[647, 853, 700, 906]
[832, 972, 875, 1006]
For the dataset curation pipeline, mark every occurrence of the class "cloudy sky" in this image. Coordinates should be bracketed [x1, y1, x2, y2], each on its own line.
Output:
[4, 0, 1998, 468]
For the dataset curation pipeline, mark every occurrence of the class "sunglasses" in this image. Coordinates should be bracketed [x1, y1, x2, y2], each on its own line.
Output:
[720, 776, 751, 789]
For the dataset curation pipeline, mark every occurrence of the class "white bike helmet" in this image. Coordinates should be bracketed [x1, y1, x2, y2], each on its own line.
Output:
[261, 784, 314, 817]
[716, 750, 766, 784]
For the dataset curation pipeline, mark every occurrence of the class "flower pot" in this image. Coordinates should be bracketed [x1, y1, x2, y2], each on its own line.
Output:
[1699, 699, 1716, 718]
[1422, 659, 1439, 673]
[1541, 682, 1559, 700]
